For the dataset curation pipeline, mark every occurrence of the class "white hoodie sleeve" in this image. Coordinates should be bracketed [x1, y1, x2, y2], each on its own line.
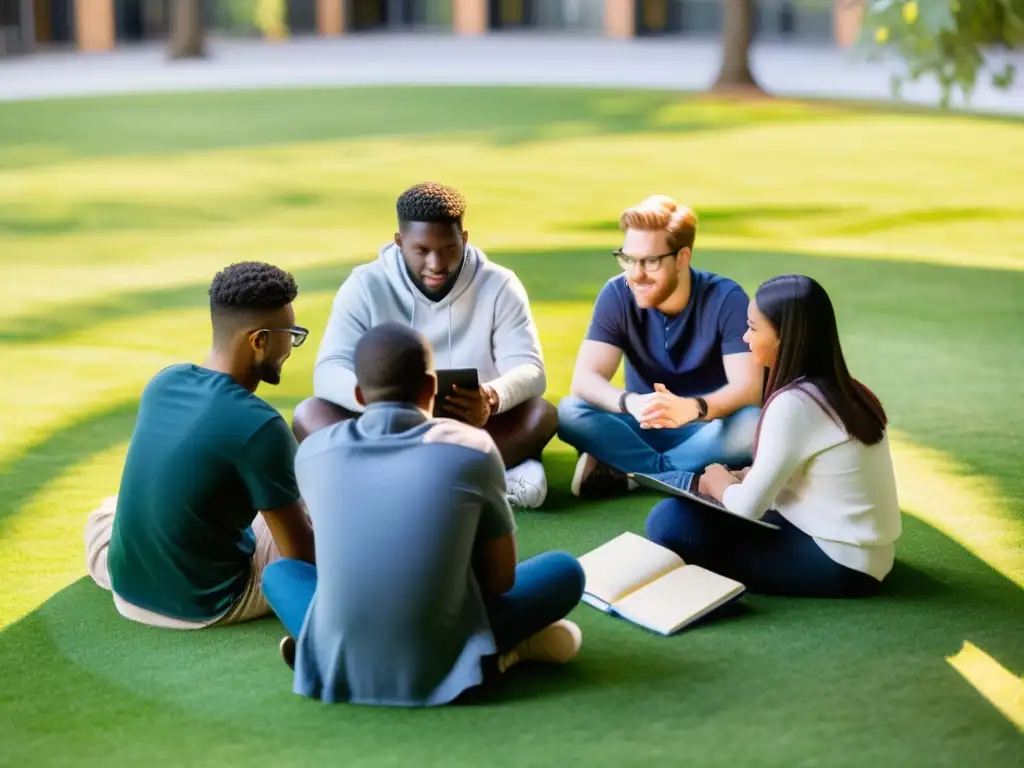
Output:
[312, 273, 370, 413]
[486, 274, 546, 413]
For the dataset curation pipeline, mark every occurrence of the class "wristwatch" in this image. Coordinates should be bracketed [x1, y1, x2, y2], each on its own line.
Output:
[618, 391, 632, 414]
[694, 396, 709, 420]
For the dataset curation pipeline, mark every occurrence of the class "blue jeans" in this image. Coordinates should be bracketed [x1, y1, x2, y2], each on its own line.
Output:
[557, 396, 761, 474]
[262, 551, 585, 652]
[645, 497, 881, 598]
[484, 551, 585, 652]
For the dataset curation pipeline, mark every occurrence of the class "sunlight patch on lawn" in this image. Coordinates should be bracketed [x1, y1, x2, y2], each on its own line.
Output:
[699, 235, 1024, 272]
[3, 110, 1022, 318]
[648, 96, 831, 127]
[0, 346, 181, 466]
[0, 230, 372, 322]
[0, 298, 326, 467]
[890, 432, 1024, 589]
[0, 442, 127, 629]
[947, 641, 1024, 732]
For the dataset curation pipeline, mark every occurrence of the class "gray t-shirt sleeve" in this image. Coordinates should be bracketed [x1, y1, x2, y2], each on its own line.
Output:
[476, 444, 516, 540]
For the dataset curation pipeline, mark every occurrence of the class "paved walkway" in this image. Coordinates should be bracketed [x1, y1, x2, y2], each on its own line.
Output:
[1, 34, 1022, 114]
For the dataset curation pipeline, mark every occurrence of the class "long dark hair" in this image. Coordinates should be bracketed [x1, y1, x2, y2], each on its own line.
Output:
[752, 274, 887, 454]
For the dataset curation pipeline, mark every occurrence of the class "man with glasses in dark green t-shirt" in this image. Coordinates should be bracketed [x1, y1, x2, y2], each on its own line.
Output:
[84, 261, 316, 629]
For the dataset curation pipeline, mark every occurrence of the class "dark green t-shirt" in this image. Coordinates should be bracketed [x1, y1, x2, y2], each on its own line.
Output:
[108, 363, 300, 622]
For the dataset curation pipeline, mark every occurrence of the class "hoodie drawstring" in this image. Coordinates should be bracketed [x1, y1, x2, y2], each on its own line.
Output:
[407, 293, 453, 368]
[402, 245, 470, 371]
[407, 296, 452, 366]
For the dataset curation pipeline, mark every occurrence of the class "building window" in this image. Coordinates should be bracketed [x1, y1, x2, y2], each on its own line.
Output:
[350, 0, 452, 31]
[636, 0, 834, 42]
[489, 0, 604, 33]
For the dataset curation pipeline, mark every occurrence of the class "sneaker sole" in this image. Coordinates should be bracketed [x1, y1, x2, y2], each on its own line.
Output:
[279, 636, 296, 670]
[570, 453, 591, 497]
[534, 620, 583, 664]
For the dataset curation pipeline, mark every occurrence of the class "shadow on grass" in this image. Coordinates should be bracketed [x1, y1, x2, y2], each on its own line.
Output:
[2, 243, 1022, 535]
[0, 86, 854, 171]
[569, 204, 846, 236]
[0, 514, 1020, 766]
[0, 401, 140, 529]
[0, 255, 1021, 762]
[4, 85, 1019, 174]
[0, 186, 398, 237]
[0, 395, 301, 531]
[4, 241, 1022, 347]
[567, 204, 1024, 239]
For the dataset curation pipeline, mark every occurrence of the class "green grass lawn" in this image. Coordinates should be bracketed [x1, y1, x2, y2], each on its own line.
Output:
[0, 86, 1021, 766]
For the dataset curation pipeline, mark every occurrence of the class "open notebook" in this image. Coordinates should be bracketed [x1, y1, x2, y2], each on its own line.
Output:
[628, 472, 781, 530]
[577, 532, 746, 636]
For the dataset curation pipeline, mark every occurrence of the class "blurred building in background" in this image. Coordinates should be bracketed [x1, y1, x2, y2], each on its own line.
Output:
[1, 1, 863, 56]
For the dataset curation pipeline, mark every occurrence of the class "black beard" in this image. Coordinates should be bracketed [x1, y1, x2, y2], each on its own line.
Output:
[405, 258, 462, 302]
[257, 359, 282, 386]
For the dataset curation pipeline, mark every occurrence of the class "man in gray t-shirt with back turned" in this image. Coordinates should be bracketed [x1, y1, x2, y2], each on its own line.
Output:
[261, 322, 585, 707]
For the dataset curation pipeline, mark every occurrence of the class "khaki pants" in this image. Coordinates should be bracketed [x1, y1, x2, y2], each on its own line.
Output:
[84, 496, 281, 629]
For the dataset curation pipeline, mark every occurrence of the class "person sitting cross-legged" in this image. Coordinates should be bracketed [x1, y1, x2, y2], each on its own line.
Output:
[558, 195, 763, 499]
[84, 261, 315, 629]
[645, 275, 903, 597]
[292, 182, 557, 509]
[263, 322, 585, 707]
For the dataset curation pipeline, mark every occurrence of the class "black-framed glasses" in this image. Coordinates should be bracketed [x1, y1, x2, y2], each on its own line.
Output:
[251, 326, 309, 347]
[613, 249, 677, 273]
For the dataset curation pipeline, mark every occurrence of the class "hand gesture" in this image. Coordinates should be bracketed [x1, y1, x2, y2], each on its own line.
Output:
[442, 384, 492, 428]
[623, 391, 656, 423]
[730, 466, 752, 481]
[640, 383, 700, 429]
[697, 464, 740, 502]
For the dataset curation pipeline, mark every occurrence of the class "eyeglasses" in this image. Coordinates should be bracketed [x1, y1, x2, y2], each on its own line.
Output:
[251, 326, 309, 347]
[613, 249, 677, 273]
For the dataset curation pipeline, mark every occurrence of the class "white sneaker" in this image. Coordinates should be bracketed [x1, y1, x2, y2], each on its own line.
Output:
[497, 619, 583, 673]
[505, 459, 547, 509]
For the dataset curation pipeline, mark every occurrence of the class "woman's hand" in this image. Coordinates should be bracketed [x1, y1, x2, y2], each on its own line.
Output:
[697, 464, 741, 502]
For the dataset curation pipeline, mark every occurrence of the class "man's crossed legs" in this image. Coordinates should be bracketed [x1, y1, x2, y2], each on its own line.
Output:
[263, 550, 586, 686]
[556, 396, 761, 498]
[292, 395, 559, 508]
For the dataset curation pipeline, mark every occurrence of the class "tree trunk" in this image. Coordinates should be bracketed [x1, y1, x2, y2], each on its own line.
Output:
[167, 0, 205, 60]
[712, 0, 764, 94]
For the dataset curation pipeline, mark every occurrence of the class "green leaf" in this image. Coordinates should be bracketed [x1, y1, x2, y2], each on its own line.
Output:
[991, 62, 1017, 89]
[857, 0, 1021, 107]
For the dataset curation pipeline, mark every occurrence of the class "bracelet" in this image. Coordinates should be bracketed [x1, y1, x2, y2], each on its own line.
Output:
[694, 396, 709, 420]
[618, 391, 632, 414]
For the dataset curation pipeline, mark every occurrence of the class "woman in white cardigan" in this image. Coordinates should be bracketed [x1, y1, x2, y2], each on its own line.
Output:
[645, 274, 902, 597]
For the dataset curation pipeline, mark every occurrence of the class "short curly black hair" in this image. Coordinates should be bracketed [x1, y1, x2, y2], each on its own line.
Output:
[396, 182, 466, 229]
[208, 261, 298, 313]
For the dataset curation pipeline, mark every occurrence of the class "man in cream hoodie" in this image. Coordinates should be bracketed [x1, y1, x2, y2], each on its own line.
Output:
[293, 182, 558, 508]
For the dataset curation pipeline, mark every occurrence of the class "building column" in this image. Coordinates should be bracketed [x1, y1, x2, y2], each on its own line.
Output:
[74, 0, 115, 52]
[317, 0, 346, 35]
[604, 0, 635, 38]
[834, 0, 865, 47]
[19, 0, 36, 50]
[453, 0, 487, 35]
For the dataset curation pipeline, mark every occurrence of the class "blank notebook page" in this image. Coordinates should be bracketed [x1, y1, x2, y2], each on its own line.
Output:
[578, 532, 683, 605]
[612, 565, 744, 635]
